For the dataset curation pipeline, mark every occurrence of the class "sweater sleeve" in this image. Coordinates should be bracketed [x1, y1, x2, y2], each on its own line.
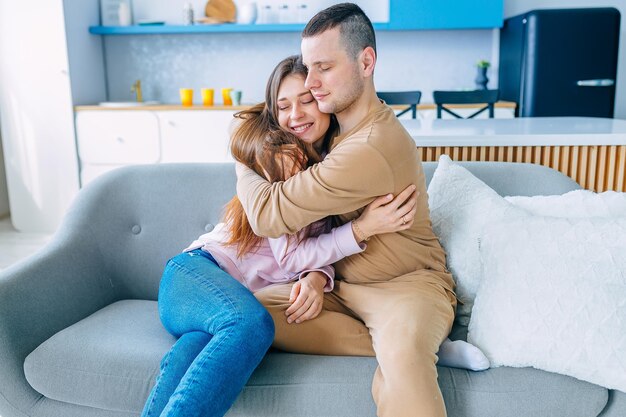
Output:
[268, 220, 365, 275]
[236, 140, 395, 238]
[297, 265, 335, 293]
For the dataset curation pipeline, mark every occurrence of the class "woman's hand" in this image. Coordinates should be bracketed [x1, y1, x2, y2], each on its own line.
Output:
[353, 184, 419, 242]
[285, 271, 326, 324]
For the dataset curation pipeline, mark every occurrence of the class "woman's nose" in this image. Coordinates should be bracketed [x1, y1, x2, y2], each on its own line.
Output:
[291, 104, 304, 119]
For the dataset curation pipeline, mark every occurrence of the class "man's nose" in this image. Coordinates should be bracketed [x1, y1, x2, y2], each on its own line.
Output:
[304, 72, 318, 90]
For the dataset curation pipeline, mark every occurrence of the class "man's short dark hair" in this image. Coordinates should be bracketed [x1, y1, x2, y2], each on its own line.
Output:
[302, 3, 376, 59]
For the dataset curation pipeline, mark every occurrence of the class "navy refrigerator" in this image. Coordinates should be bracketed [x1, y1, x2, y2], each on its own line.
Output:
[499, 8, 620, 117]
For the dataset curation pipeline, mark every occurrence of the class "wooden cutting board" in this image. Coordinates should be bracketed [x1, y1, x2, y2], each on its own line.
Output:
[204, 0, 236, 23]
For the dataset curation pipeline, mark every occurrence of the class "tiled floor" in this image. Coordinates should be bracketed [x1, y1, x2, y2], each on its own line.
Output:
[0, 217, 51, 271]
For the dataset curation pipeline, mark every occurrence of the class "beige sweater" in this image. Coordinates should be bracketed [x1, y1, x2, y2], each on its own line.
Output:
[237, 101, 454, 290]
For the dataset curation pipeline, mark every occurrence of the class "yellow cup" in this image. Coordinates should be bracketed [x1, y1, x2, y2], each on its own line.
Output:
[179, 88, 193, 106]
[221, 88, 233, 106]
[201, 88, 215, 106]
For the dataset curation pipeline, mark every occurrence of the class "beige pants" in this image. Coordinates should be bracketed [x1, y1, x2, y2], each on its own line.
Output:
[255, 271, 456, 417]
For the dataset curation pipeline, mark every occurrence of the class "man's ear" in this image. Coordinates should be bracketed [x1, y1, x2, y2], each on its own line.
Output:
[360, 46, 376, 77]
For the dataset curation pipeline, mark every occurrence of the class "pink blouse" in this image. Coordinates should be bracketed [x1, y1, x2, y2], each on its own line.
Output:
[184, 219, 365, 293]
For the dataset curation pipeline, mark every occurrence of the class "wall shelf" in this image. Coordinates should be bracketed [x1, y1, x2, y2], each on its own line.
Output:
[89, 23, 393, 35]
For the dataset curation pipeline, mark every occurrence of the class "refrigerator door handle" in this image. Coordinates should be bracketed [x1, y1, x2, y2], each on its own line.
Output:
[576, 79, 615, 87]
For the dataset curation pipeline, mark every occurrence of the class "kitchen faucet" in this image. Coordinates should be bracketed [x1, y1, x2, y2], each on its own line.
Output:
[131, 80, 143, 103]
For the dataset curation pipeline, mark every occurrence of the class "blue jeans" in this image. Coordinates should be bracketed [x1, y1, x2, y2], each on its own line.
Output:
[141, 249, 275, 417]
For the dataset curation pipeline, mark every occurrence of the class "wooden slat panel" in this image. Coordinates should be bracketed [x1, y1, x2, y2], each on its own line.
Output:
[416, 144, 625, 191]
[533, 146, 542, 164]
[561, 146, 570, 176]
[434, 146, 442, 161]
[588, 146, 598, 192]
[617, 146, 626, 192]
[570, 146, 579, 181]
[606, 146, 617, 191]
[522, 146, 531, 163]
[497, 146, 505, 161]
[551, 146, 561, 172]
[542, 146, 551, 167]
[597, 146, 608, 192]
[481, 146, 488, 161]
[579, 146, 588, 188]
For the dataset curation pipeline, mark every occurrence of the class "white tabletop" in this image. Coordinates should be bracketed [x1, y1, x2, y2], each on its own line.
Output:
[401, 117, 626, 147]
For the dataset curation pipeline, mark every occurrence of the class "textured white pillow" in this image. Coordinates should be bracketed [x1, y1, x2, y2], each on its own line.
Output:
[469, 216, 626, 392]
[427, 155, 527, 324]
[506, 190, 626, 218]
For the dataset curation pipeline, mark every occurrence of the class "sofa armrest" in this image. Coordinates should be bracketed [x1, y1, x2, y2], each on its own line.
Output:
[0, 235, 117, 416]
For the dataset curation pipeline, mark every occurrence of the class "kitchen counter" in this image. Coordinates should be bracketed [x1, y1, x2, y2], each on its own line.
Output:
[402, 117, 626, 146]
[75, 101, 517, 112]
[402, 117, 626, 192]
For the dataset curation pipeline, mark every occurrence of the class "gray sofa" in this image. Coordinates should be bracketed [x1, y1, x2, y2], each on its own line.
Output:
[1, 161, 624, 417]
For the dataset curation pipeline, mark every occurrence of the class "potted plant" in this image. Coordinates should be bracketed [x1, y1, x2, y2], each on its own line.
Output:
[475, 60, 491, 90]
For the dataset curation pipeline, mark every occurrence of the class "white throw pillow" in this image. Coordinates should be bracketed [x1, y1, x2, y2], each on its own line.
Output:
[469, 215, 626, 392]
[427, 155, 527, 324]
[506, 190, 626, 218]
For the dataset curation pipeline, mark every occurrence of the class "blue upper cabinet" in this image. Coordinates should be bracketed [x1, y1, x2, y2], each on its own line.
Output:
[89, 0, 504, 35]
[390, 0, 503, 30]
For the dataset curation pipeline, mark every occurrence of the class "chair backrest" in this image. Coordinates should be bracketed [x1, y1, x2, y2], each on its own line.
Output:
[433, 89, 499, 119]
[377, 91, 422, 119]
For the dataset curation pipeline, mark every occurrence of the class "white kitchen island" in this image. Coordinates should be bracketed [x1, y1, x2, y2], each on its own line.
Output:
[400, 117, 626, 192]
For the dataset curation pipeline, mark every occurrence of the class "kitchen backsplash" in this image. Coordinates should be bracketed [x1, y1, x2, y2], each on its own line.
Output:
[104, 29, 497, 105]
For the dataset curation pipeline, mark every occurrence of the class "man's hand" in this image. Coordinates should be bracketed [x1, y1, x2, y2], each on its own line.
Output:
[285, 271, 326, 324]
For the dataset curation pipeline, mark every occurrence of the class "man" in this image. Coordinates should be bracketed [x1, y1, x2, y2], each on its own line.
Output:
[236, 3, 456, 416]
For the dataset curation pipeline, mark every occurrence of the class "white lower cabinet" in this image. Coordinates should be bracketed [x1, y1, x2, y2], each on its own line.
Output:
[76, 111, 161, 165]
[76, 110, 235, 186]
[157, 111, 234, 163]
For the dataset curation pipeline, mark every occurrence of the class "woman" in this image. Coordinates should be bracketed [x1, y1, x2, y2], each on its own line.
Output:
[141, 62, 418, 417]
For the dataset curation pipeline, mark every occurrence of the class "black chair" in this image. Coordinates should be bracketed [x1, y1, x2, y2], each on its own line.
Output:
[377, 91, 422, 119]
[433, 89, 499, 119]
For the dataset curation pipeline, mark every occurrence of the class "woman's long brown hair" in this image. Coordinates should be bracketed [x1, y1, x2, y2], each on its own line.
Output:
[222, 55, 337, 258]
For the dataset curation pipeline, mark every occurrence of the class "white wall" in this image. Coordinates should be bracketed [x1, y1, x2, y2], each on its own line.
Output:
[0, 0, 81, 232]
[0, 129, 9, 218]
[504, 0, 626, 119]
[102, 0, 495, 105]
[104, 30, 495, 106]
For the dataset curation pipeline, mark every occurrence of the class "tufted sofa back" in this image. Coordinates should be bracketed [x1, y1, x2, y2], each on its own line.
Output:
[57, 161, 580, 301]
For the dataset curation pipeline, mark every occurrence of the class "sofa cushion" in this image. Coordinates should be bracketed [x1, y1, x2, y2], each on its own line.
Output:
[24, 300, 175, 412]
[469, 215, 626, 392]
[505, 190, 626, 218]
[427, 155, 528, 324]
[24, 299, 608, 416]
